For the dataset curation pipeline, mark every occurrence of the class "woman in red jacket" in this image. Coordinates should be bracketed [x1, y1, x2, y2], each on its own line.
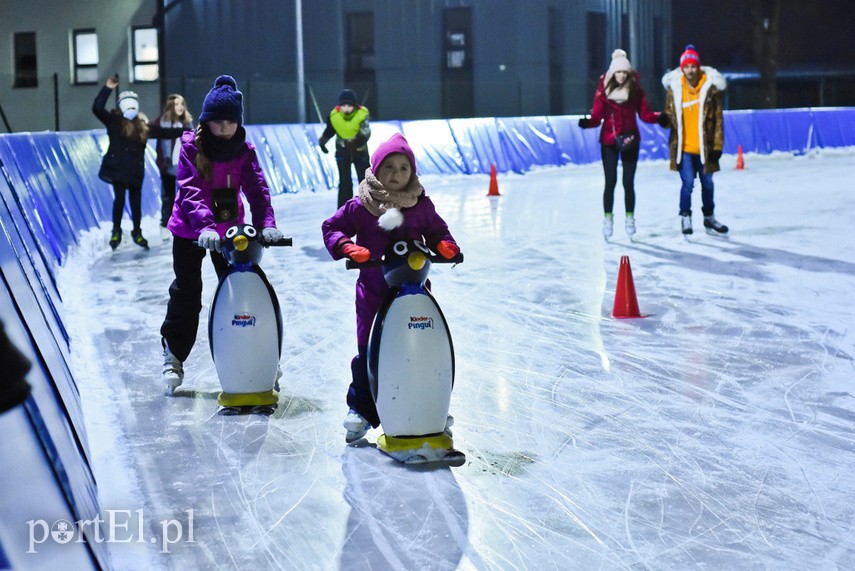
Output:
[579, 49, 668, 240]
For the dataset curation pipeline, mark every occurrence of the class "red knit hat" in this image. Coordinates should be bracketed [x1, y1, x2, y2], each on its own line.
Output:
[680, 45, 700, 69]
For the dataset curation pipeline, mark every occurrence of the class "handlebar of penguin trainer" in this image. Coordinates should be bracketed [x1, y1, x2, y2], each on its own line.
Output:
[259, 237, 293, 247]
[193, 237, 293, 248]
[346, 252, 463, 270]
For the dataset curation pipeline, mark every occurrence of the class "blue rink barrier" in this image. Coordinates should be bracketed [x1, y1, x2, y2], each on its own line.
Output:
[0, 107, 852, 567]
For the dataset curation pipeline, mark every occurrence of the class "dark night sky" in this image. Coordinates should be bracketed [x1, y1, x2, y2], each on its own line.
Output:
[671, 1, 855, 70]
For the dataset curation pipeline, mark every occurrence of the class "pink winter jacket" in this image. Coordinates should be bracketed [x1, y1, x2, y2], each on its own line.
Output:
[167, 131, 276, 239]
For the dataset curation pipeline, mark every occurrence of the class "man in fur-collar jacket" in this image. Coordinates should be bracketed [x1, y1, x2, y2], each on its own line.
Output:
[661, 45, 730, 236]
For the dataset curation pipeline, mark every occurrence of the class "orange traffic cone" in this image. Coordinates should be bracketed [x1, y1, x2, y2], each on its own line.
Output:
[612, 255, 643, 318]
[486, 163, 500, 196]
[735, 145, 745, 170]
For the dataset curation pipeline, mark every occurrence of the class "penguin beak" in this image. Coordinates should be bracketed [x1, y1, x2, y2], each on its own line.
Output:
[233, 235, 249, 251]
[408, 251, 426, 271]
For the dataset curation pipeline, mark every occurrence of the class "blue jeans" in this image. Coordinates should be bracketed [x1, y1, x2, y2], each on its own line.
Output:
[678, 153, 715, 216]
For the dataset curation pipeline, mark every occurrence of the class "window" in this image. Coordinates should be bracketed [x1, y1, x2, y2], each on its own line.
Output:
[73, 29, 99, 85]
[443, 8, 472, 71]
[345, 12, 374, 74]
[132, 26, 159, 82]
[14, 32, 38, 88]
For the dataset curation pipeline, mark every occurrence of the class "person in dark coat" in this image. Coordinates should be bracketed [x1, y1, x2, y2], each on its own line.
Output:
[578, 49, 665, 240]
[150, 93, 194, 241]
[317, 89, 372, 209]
[0, 319, 31, 414]
[322, 133, 460, 442]
[92, 75, 187, 250]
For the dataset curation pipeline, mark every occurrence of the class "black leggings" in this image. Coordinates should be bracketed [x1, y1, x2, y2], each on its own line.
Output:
[160, 173, 177, 227]
[600, 144, 640, 214]
[160, 237, 229, 362]
[111, 182, 142, 232]
[336, 152, 370, 208]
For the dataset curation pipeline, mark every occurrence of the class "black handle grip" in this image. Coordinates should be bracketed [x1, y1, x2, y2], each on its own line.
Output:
[260, 237, 293, 247]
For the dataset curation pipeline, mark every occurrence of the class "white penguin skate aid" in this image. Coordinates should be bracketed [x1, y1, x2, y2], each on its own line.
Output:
[348, 239, 465, 467]
[207, 224, 292, 416]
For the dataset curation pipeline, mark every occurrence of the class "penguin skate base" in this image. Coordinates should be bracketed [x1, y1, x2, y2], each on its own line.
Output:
[377, 433, 466, 467]
[217, 389, 278, 408]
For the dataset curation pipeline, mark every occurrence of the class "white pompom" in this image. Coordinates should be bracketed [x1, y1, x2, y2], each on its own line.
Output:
[612, 49, 627, 59]
[378, 208, 404, 230]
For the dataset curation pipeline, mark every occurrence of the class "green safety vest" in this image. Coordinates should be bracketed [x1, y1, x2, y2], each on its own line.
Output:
[330, 106, 369, 139]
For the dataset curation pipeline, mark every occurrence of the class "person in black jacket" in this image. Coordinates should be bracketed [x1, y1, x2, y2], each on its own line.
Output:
[92, 75, 187, 250]
[317, 89, 371, 208]
[0, 319, 31, 414]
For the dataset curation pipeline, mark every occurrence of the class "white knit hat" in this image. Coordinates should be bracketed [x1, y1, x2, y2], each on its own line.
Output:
[604, 49, 632, 86]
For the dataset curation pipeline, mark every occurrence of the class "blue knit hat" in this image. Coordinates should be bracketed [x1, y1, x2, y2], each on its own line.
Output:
[199, 75, 244, 124]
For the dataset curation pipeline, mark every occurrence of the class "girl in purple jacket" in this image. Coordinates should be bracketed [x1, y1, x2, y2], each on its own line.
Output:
[322, 133, 460, 441]
[160, 75, 283, 395]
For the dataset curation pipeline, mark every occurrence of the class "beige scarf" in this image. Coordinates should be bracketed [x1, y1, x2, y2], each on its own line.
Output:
[357, 169, 423, 217]
[607, 85, 630, 104]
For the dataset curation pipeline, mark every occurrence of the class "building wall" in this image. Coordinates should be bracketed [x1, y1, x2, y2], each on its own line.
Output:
[0, 0, 160, 132]
[1, 0, 670, 132]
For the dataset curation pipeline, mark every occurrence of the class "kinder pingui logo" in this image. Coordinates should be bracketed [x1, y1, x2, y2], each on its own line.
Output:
[408, 316, 434, 331]
[232, 313, 256, 327]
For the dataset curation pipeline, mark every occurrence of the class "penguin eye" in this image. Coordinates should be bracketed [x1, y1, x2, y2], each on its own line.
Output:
[225, 227, 238, 238]
[414, 241, 430, 254]
[393, 241, 409, 256]
[245, 226, 257, 237]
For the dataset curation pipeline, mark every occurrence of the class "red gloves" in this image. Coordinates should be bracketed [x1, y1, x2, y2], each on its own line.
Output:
[341, 243, 370, 263]
[436, 240, 460, 260]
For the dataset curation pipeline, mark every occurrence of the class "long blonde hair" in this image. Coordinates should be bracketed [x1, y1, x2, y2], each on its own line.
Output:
[162, 94, 193, 126]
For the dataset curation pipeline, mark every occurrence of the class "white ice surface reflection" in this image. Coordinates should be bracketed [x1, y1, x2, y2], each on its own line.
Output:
[58, 150, 855, 570]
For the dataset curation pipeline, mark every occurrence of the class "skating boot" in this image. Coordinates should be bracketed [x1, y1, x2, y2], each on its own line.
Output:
[625, 213, 636, 237]
[680, 213, 693, 235]
[343, 409, 371, 443]
[159, 226, 172, 242]
[602, 213, 614, 241]
[162, 343, 184, 395]
[131, 229, 149, 250]
[109, 229, 122, 250]
[703, 215, 729, 236]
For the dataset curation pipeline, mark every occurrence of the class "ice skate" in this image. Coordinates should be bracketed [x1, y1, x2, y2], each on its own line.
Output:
[602, 213, 614, 241]
[159, 226, 172, 242]
[625, 213, 636, 238]
[680, 214, 693, 236]
[344, 409, 371, 443]
[162, 343, 184, 395]
[131, 229, 149, 250]
[109, 229, 122, 250]
[704, 215, 729, 236]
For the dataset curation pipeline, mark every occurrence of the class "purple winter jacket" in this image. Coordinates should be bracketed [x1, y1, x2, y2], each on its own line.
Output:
[322, 194, 456, 346]
[167, 131, 276, 240]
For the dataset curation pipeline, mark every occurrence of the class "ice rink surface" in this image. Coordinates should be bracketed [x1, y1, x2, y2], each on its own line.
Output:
[59, 150, 855, 570]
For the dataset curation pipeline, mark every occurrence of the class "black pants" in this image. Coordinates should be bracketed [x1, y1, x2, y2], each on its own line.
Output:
[111, 182, 142, 232]
[160, 236, 229, 362]
[600, 144, 640, 214]
[336, 151, 371, 208]
[160, 172, 177, 227]
[348, 347, 380, 427]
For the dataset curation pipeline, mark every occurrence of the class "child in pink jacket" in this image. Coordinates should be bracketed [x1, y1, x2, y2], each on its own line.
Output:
[160, 75, 283, 395]
[322, 133, 460, 441]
